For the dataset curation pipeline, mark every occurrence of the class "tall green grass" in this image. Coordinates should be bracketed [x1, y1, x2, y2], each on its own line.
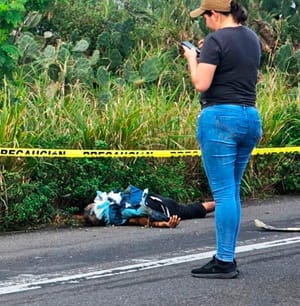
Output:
[0, 68, 299, 154]
[0, 73, 197, 151]
[257, 68, 300, 147]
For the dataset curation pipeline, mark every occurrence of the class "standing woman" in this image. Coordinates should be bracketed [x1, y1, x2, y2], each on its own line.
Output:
[182, 0, 262, 278]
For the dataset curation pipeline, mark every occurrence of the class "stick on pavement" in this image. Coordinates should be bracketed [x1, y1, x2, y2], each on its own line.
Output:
[254, 219, 300, 232]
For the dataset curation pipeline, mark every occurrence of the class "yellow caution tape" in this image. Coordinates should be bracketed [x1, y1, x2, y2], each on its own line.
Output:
[0, 147, 299, 158]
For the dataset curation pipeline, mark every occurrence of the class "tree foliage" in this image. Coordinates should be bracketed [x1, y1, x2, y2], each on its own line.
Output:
[0, 0, 67, 81]
[1, 0, 299, 84]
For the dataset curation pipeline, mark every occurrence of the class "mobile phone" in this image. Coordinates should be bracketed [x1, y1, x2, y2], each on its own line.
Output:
[181, 41, 201, 55]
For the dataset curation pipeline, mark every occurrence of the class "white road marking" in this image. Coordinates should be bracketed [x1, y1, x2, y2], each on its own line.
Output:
[0, 236, 299, 295]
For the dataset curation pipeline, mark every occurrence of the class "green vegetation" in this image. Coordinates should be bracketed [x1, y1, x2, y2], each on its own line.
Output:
[0, 0, 299, 231]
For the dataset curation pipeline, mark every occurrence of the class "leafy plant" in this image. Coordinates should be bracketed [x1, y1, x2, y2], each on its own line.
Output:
[243, 153, 300, 197]
[0, 0, 65, 81]
[0, 0, 25, 80]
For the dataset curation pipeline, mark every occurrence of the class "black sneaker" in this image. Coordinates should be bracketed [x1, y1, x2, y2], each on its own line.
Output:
[191, 256, 239, 279]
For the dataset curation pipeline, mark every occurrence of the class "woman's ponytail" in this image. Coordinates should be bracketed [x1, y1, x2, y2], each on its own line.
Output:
[230, 1, 248, 23]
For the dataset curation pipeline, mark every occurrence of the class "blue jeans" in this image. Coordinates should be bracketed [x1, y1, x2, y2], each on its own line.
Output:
[197, 104, 262, 262]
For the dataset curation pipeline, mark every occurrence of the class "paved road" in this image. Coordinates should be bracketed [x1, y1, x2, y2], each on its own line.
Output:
[0, 195, 299, 306]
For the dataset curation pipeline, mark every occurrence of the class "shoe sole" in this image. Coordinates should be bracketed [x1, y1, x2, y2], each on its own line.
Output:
[191, 270, 239, 279]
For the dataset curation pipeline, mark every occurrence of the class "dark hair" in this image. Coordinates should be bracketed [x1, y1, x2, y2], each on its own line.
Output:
[205, 2, 248, 23]
[230, 1, 248, 23]
[83, 206, 104, 226]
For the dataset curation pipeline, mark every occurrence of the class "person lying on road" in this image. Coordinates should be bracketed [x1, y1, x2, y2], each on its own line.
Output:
[83, 185, 215, 228]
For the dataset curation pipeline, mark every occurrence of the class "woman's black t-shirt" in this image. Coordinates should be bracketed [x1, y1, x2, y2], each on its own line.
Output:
[199, 26, 261, 108]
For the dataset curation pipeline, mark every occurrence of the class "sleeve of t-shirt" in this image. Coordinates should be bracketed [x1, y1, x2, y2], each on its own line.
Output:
[199, 34, 221, 66]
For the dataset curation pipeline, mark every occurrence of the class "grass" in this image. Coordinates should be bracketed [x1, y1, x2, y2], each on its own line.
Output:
[256, 68, 300, 147]
[0, 68, 299, 153]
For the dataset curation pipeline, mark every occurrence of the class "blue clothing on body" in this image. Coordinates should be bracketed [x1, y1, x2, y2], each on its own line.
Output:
[91, 185, 168, 226]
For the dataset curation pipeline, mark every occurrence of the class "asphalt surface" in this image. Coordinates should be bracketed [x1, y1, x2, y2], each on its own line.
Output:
[0, 195, 299, 306]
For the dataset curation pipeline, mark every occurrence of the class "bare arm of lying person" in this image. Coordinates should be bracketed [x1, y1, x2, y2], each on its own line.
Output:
[127, 215, 181, 228]
[82, 203, 181, 228]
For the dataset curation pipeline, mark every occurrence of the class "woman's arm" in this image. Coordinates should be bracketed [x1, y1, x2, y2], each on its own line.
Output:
[182, 46, 216, 92]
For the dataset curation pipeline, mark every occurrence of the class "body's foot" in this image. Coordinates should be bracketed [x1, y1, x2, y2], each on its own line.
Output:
[202, 201, 215, 213]
[191, 256, 239, 279]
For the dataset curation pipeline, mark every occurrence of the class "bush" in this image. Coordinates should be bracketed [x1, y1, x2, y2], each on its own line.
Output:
[0, 0, 62, 81]
[243, 153, 300, 197]
[0, 157, 210, 231]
